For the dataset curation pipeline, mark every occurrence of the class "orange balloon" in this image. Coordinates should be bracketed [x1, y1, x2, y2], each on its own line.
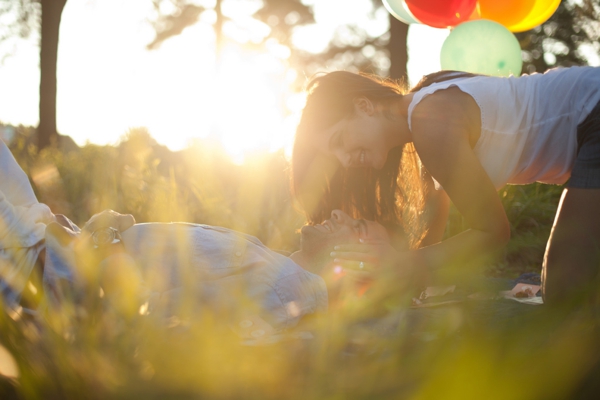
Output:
[479, 0, 536, 28]
[507, 0, 562, 32]
[467, 4, 481, 21]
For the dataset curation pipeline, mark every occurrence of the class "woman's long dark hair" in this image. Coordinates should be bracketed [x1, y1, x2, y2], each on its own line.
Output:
[291, 70, 475, 248]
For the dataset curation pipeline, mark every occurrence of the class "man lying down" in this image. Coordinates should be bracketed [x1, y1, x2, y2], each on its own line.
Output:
[0, 140, 390, 338]
[45, 209, 389, 335]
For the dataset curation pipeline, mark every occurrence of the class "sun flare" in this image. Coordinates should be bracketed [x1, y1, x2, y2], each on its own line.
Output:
[52, 0, 302, 163]
[208, 45, 297, 164]
[1, 0, 444, 164]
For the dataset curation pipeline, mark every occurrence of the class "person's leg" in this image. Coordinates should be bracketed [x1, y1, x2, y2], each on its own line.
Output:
[542, 187, 600, 307]
[544, 97, 600, 307]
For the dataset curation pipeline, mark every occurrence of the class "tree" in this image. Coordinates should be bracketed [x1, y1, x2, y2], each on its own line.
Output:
[518, 0, 600, 74]
[147, 0, 314, 64]
[146, 0, 408, 87]
[0, 0, 68, 150]
[282, 1, 408, 84]
[38, 0, 67, 149]
[387, 13, 409, 82]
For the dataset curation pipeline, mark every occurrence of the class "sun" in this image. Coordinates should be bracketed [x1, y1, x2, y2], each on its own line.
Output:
[207, 44, 297, 164]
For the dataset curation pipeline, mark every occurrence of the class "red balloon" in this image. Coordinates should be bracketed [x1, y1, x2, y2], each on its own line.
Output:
[405, 0, 477, 28]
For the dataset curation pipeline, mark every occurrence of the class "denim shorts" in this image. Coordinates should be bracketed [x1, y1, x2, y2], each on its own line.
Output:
[569, 99, 600, 189]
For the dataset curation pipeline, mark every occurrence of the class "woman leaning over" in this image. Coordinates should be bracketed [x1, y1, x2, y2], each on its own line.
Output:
[291, 67, 600, 307]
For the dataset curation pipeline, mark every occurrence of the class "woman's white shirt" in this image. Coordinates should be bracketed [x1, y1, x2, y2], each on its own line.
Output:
[408, 66, 600, 190]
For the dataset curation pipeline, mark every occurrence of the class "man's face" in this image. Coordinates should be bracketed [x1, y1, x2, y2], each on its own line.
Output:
[300, 209, 390, 270]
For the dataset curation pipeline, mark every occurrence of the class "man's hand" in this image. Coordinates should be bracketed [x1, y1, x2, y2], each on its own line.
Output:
[76, 209, 135, 270]
[82, 209, 135, 236]
[76, 210, 143, 317]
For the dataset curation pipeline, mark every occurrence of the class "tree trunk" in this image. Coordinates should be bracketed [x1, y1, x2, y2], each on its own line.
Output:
[215, 0, 223, 65]
[38, 0, 67, 150]
[388, 13, 409, 84]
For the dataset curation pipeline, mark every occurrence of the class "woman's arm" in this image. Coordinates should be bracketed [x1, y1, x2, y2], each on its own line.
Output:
[406, 89, 510, 277]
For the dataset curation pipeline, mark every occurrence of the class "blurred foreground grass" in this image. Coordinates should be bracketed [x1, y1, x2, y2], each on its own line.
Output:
[1, 127, 598, 399]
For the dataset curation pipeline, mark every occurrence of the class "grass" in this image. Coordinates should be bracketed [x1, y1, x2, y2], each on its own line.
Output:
[1, 128, 598, 399]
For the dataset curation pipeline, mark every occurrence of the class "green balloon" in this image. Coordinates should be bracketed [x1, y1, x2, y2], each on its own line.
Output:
[440, 19, 522, 77]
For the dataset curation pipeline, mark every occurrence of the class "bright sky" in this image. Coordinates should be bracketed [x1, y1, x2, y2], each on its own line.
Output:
[0, 0, 448, 162]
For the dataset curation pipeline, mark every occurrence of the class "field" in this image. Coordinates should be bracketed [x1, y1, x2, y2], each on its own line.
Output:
[1, 128, 598, 399]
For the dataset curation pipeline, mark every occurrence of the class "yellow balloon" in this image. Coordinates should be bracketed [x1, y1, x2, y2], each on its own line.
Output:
[479, 0, 536, 28]
[507, 0, 562, 32]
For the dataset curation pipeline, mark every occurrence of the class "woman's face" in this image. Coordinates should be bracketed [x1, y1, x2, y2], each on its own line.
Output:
[311, 98, 396, 170]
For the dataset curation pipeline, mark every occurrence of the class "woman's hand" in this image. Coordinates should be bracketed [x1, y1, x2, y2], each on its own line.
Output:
[330, 240, 428, 287]
[329, 241, 430, 304]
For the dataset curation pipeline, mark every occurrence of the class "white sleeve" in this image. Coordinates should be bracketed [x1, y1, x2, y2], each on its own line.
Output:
[0, 189, 53, 248]
[0, 140, 54, 248]
[0, 139, 40, 206]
